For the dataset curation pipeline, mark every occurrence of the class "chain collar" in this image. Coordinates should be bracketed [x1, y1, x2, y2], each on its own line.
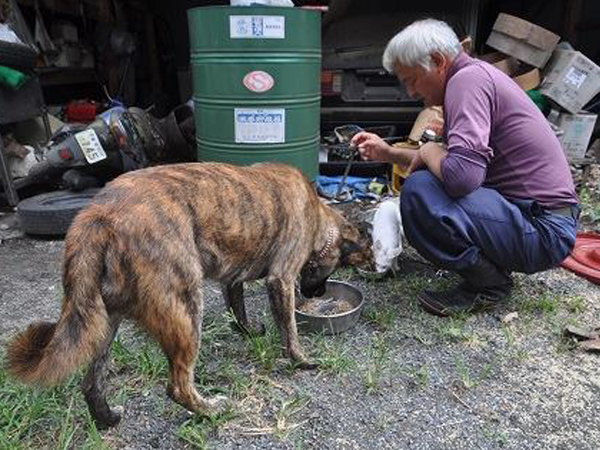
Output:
[317, 227, 339, 260]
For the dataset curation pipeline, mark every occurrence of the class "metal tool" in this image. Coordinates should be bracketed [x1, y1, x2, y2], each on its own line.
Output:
[333, 125, 363, 200]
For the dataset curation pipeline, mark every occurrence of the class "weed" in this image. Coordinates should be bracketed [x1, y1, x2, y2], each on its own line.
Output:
[311, 335, 355, 376]
[405, 364, 429, 389]
[332, 267, 355, 282]
[244, 319, 281, 372]
[111, 335, 167, 391]
[273, 395, 310, 439]
[454, 356, 492, 390]
[579, 187, 600, 224]
[482, 424, 509, 446]
[0, 361, 104, 449]
[177, 408, 237, 449]
[501, 324, 515, 347]
[512, 291, 558, 315]
[363, 334, 390, 393]
[177, 417, 210, 449]
[55, 398, 77, 450]
[565, 295, 586, 314]
[364, 305, 396, 330]
[435, 315, 473, 343]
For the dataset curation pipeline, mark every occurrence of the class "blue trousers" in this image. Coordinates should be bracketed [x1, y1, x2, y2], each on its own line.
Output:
[400, 171, 578, 274]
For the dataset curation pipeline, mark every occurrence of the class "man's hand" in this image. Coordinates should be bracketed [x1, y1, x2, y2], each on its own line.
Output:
[351, 132, 392, 162]
[409, 142, 448, 179]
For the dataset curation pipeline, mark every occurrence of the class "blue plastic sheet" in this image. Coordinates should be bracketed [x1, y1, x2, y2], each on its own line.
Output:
[316, 175, 386, 201]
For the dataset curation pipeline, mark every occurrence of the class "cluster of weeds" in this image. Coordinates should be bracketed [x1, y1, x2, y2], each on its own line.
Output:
[578, 186, 600, 225]
[454, 356, 492, 390]
[363, 304, 396, 331]
[311, 334, 355, 376]
[434, 314, 474, 343]
[363, 333, 391, 393]
[0, 357, 110, 449]
[405, 364, 430, 389]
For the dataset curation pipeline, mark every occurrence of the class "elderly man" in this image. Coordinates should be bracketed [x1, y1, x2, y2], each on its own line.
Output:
[352, 19, 579, 316]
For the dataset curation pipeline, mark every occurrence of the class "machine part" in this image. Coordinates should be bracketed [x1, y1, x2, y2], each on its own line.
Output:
[334, 124, 364, 144]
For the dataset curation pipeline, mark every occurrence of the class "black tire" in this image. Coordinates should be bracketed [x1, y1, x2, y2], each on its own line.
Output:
[0, 41, 37, 70]
[17, 189, 100, 236]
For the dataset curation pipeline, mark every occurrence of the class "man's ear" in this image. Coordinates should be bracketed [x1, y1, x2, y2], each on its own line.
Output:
[430, 52, 448, 72]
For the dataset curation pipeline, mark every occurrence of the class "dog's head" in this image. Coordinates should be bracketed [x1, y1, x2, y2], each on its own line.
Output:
[299, 213, 372, 298]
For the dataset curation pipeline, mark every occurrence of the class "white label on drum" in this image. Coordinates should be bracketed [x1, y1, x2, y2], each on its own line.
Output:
[234, 108, 285, 143]
[230, 16, 285, 39]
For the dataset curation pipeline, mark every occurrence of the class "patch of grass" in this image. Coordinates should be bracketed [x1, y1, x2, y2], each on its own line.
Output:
[482, 424, 509, 447]
[177, 403, 238, 449]
[405, 364, 430, 389]
[390, 271, 456, 307]
[363, 305, 396, 331]
[0, 360, 111, 449]
[454, 356, 492, 390]
[578, 187, 600, 224]
[111, 336, 167, 390]
[363, 334, 390, 393]
[273, 395, 310, 440]
[435, 315, 473, 343]
[311, 335, 355, 376]
[565, 295, 586, 314]
[331, 267, 355, 281]
[244, 320, 282, 372]
[511, 291, 559, 316]
[177, 421, 209, 449]
[390, 273, 431, 298]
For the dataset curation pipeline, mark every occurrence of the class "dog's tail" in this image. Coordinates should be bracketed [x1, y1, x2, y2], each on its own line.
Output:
[5, 215, 111, 387]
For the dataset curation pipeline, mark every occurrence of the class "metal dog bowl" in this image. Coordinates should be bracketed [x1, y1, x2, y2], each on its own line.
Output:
[295, 280, 364, 335]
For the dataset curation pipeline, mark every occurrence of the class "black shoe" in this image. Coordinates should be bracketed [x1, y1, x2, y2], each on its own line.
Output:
[419, 255, 514, 317]
[418, 285, 506, 317]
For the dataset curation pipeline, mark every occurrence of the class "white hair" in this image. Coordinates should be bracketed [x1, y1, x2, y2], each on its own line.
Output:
[382, 19, 461, 72]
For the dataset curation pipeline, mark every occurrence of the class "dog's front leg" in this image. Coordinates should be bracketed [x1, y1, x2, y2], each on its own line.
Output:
[266, 276, 317, 370]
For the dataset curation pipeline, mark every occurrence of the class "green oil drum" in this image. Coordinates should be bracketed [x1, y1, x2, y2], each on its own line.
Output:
[187, 6, 321, 180]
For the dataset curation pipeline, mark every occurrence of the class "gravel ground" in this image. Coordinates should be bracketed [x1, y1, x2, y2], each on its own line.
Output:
[1, 208, 600, 449]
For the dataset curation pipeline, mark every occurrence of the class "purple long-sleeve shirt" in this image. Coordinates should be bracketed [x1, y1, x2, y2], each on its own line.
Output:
[440, 52, 577, 208]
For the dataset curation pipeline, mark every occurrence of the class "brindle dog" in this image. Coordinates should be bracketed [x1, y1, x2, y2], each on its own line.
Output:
[5, 162, 370, 429]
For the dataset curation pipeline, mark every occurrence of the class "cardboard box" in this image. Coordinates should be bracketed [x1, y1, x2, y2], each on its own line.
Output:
[486, 13, 560, 68]
[553, 111, 598, 160]
[478, 52, 519, 75]
[478, 52, 540, 91]
[512, 66, 540, 91]
[539, 49, 600, 114]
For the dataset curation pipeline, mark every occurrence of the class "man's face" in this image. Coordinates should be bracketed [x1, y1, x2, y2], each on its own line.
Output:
[394, 53, 449, 107]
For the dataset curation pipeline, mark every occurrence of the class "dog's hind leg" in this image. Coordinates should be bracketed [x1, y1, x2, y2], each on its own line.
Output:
[144, 288, 227, 416]
[222, 282, 265, 335]
[266, 276, 317, 370]
[82, 314, 122, 430]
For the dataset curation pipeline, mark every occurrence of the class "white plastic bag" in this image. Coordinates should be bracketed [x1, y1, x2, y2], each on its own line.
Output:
[371, 197, 404, 273]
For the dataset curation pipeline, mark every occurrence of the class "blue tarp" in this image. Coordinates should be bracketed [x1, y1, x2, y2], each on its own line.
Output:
[316, 175, 387, 201]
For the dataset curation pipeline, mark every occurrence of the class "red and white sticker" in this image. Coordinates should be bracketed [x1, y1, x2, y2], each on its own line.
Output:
[243, 71, 275, 93]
